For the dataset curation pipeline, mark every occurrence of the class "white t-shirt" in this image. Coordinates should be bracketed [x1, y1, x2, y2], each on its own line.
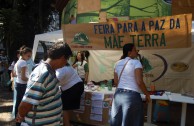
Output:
[56, 66, 82, 91]
[75, 60, 87, 79]
[115, 57, 142, 93]
[15, 59, 29, 84]
[8, 61, 15, 70]
[26, 58, 35, 75]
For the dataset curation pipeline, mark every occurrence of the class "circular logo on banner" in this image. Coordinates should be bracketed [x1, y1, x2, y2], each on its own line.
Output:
[139, 53, 168, 82]
[171, 62, 189, 72]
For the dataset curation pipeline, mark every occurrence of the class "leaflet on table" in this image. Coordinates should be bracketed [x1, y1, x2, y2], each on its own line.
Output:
[90, 114, 102, 121]
[91, 106, 103, 114]
[91, 100, 103, 108]
[91, 92, 104, 100]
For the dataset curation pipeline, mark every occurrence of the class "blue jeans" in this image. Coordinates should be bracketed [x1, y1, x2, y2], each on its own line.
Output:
[111, 88, 144, 126]
[15, 83, 27, 126]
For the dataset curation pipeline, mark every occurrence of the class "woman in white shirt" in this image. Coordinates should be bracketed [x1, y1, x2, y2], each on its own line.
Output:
[72, 51, 89, 83]
[111, 43, 150, 126]
[14, 46, 32, 126]
[9, 51, 20, 119]
[56, 64, 84, 126]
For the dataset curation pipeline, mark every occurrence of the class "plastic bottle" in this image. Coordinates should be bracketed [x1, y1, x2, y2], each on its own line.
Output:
[107, 80, 112, 91]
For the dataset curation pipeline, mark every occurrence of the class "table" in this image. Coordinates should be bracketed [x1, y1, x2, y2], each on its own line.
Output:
[70, 88, 116, 126]
[95, 88, 169, 124]
[141, 93, 169, 126]
[167, 93, 194, 126]
[141, 93, 169, 125]
[85, 87, 116, 94]
[71, 88, 170, 126]
[90, 89, 169, 125]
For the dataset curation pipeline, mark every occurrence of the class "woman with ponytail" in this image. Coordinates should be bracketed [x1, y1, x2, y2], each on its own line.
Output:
[111, 43, 150, 126]
[14, 46, 32, 126]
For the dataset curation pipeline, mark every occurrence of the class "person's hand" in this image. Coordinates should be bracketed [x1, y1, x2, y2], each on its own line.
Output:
[72, 64, 78, 68]
[16, 114, 24, 123]
[145, 94, 151, 103]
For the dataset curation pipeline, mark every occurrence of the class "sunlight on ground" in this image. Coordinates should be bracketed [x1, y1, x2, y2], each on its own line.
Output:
[0, 112, 13, 121]
[0, 101, 13, 107]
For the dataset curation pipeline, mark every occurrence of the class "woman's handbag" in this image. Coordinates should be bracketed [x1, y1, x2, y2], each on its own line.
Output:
[118, 59, 130, 83]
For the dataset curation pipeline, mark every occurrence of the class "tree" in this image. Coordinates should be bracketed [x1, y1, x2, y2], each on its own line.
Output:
[0, 8, 22, 57]
[0, 0, 59, 61]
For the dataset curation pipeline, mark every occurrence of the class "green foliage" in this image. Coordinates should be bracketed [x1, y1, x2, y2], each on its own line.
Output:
[0, 8, 22, 47]
[0, 0, 58, 60]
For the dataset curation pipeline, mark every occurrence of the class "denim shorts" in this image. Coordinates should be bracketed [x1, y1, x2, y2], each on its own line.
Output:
[111, 88, 144, 126]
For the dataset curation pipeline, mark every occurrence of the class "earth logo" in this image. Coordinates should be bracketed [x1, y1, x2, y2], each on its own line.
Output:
[138, 53, 168, 82]
[138, 54, 153, 73]
[72, 32, 89, 45]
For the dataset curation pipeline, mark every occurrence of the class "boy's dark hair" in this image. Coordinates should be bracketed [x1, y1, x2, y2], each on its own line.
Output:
[47, 42, 72, 60]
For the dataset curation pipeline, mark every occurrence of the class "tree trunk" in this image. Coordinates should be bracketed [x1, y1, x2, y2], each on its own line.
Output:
[59, 11, 62, 29]
[39, 0, 43, 32]
[13, 0, 17, 9]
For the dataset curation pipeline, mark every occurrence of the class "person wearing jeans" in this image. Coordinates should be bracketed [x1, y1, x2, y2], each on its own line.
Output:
[111, 43, 150, 126]
[111, 88, 144, 126]
[15, 84, 27, 117]
[14, 46, 32, 126]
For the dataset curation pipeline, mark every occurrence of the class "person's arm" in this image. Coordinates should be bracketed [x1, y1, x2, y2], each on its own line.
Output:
[85, 72, 88, 83]
[16, 70, 45, 122]
[84, 63, 89, 83]
[11, 63, 17, 78]
[16, 102, 33, 122]
[21, 67, 28, 81]
[10, 69, 16, 80]
[135, 68, 151, 103]
[72, 63, 78, 68]
[114, 71, 118, 87]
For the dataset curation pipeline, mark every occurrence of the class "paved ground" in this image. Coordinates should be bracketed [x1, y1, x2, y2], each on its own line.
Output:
[145, 101, 194, 126]
[0, 87, 15, 126]
[1, 86, 194, 126]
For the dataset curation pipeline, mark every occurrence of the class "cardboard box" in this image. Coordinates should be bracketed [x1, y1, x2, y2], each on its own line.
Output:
[70, 91, 114, 126]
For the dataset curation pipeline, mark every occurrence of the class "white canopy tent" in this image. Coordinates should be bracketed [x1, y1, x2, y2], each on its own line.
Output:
[32, 30, 63, 60]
